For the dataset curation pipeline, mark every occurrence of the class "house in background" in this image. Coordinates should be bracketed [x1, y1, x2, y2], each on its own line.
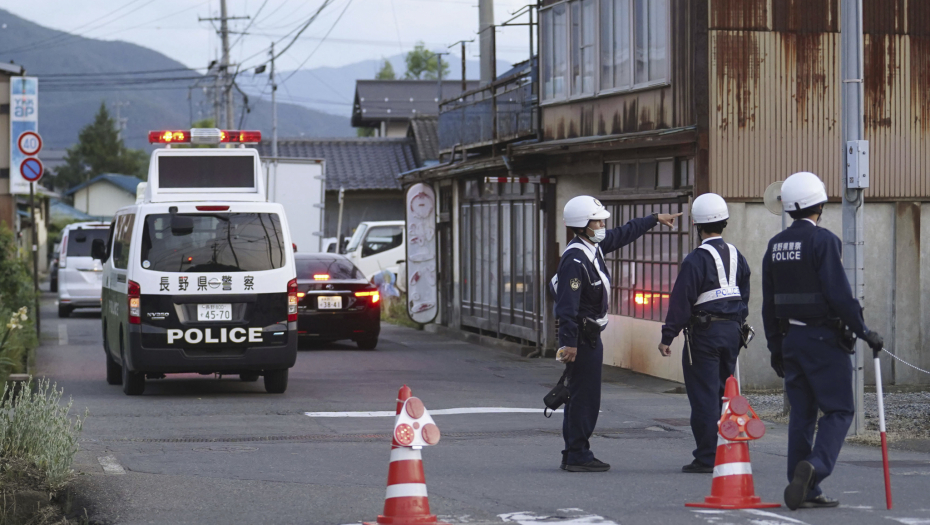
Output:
[404, 0, 930, 389]
[65, 173, 143, 218]
[351, 80, 479, 137]
[258, 138, 418, 241]
[407, 116, 440, 166]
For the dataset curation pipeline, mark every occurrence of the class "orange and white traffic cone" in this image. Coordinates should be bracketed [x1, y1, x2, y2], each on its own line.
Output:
[366, 386, 448, 525]
[686, 376, 780, 509]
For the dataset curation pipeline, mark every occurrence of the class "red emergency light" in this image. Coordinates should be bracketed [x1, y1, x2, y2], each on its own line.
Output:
[148, 128, 261, 144]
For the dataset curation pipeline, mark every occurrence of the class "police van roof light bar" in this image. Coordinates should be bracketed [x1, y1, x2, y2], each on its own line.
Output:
[148, 128, 262, 145]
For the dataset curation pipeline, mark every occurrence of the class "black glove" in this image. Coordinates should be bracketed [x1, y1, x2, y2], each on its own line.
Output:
[770, 351, 785, 378]
[863, 331, 884, 354]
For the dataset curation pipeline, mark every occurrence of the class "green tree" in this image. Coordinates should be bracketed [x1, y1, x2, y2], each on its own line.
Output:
[404, 42, 450, 80]
[53, 102, 149, 190]
[376, 59, 396, 80]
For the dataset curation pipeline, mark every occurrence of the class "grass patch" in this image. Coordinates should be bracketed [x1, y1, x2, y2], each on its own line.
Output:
[380, 293, 423, 330]
[0, 378, 87, 524]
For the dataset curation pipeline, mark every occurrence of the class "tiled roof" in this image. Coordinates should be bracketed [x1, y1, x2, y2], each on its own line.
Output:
[258, 138, 416, 191]
[64, 173, 143, 196]
[351, 80, 480, 127]
[407, 116, 439, 165]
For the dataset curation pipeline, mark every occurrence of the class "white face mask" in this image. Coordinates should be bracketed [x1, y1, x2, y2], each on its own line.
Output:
[588, 227, 606, 243]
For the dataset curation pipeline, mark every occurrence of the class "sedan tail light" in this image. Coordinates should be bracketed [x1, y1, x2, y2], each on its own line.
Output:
[128, 280, 141, 324]
[287, 278, 298, 322]
[354, 290, 380, 304]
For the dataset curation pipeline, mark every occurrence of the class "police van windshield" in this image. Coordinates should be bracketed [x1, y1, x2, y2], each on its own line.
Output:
[295, 257, 361, 280]
[66, 229, 110, 257]
[140, 213, 286, 272]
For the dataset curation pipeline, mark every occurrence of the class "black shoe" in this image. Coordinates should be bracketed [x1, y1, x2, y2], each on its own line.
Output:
[565, 458, 610, 472]
[798, 495, 839, 508]
[785, 460, 815, 510]
[681, 459, 714, 473]
[560, 451, 567, 470]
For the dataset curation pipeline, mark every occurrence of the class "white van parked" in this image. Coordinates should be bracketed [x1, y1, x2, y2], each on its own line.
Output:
[57, 221, 111, 317]
[344, 220, 405, 281]
[94, 128, 297, 396]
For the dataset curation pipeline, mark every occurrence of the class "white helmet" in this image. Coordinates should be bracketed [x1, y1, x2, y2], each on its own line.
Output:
[781, 171, 827, 212]
[692, 193, 729, 224]
[563, 196, 610, 228]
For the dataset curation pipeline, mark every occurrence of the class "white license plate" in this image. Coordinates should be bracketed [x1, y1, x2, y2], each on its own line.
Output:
[317, 296, 342, 310]
[197, 303, 232, 321]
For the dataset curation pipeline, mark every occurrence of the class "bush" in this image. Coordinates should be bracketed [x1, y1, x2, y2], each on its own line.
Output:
[0, 224, 37, 381]
[0, 378, 85, 491]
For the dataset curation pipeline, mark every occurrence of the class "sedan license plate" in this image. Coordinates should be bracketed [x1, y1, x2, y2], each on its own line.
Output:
[317, 296, 342, 310]
[197, 303, 232, 321]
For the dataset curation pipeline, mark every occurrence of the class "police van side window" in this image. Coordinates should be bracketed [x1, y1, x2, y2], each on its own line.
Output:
[112, 214, 136, 270]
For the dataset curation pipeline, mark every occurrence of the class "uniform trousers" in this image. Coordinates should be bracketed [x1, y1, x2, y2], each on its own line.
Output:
[562, 334, 603, 465]
[783, 324, 854, 498]
[682, 320, 741, 466]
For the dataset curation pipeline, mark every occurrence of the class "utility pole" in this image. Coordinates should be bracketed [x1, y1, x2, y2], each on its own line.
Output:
[113, 101, 129, 143]
[199, 1, 249, 128]
[478, 0, 495, 86]
[841, 0, 868, 435]
[448, 39, 474, 93]
[434, 52, 450, 105]
[271, 42, 277, 159]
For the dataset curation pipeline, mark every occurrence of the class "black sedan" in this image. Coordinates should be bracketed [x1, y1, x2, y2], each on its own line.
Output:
[294, 253, 381, 349]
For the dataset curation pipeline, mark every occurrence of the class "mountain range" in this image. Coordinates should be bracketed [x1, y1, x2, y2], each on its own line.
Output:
[0, 8, 513, 155]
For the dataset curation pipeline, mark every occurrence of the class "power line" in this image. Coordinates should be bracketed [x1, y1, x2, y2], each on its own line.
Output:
[0, 0, 146, 54]
[229, 0, 270, 50]
[280, 0, 355, 84]
[37, 67, 208, 78]
[106, 0, 211, 37]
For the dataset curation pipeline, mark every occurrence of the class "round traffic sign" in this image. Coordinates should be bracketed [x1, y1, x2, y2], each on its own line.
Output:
[17, 131, 42, 156]
[20, 157, 43, 182]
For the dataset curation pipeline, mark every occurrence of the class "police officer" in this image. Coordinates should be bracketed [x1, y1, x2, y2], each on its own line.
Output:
[554, 196, 680, 472]
[761, 172, 884, 510]
[657, 193, 750, 473]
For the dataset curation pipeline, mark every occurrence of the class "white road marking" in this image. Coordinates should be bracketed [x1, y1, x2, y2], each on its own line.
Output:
[499, 510, 618, 524]
[58, 324, 68, 346]
[742, 509, 808, 524]
[97, 455, 125, 475]
[304, 407, 562, 418]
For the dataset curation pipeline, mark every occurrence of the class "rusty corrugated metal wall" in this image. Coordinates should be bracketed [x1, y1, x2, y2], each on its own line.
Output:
[708, 0, 930, 200]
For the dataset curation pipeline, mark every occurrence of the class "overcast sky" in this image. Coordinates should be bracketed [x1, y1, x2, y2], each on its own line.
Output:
[0, 0, 533, 72]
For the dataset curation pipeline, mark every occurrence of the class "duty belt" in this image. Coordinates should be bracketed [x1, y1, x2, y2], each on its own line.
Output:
[690, 312, 740, 329]
[774, 292, 826, 305]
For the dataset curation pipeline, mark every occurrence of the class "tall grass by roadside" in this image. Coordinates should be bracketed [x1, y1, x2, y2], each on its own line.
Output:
[380, 293, 423, 330]
[0, 378, 86, 491]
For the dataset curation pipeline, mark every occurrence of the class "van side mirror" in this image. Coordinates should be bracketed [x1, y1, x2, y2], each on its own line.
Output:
[91, 238, 107, 261]
[171, 215, 194, 236]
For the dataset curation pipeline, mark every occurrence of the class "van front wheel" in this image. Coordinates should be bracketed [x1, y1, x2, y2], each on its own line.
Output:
[263, 369, 288, 394]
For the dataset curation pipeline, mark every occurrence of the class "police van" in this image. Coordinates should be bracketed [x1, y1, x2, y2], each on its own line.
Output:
[92, 129, 298, 395]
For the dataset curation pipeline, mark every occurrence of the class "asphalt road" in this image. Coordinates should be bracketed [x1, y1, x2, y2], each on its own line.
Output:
[34, 292, 930, 525]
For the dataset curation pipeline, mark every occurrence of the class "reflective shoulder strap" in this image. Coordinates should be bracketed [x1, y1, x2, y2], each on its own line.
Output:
[726, 243, 738, 287]
[698, 244, 728, 288]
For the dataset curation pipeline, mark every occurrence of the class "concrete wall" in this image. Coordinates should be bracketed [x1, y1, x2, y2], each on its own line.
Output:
[73, 183, 135, 218]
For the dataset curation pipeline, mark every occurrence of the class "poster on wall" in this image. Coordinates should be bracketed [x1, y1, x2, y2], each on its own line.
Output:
[10, 77, 38, 195]
[405, 183, 437, 324]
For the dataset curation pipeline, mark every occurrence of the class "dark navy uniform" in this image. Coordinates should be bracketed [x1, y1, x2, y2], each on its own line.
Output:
[762, 219, 872, 500]
[554, 215, 658, 465]
[661, 237, 750, 467]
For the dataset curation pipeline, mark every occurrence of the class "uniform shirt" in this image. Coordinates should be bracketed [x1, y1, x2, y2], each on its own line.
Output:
[660, 237, 751, 346]
[555, 215, 658, 348]
[761, 219, 869, 347]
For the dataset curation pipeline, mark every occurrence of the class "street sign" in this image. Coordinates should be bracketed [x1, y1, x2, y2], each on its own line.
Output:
[9, 76, 38, 195]
[20, 157, 43, 182]
[17, 131, 42, 156]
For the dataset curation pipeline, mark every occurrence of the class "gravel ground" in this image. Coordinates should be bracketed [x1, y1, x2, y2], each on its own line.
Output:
[745, 391, 930, 447]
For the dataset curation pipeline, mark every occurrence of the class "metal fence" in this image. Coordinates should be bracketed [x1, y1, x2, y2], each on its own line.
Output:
[439, 65, 538, 152]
